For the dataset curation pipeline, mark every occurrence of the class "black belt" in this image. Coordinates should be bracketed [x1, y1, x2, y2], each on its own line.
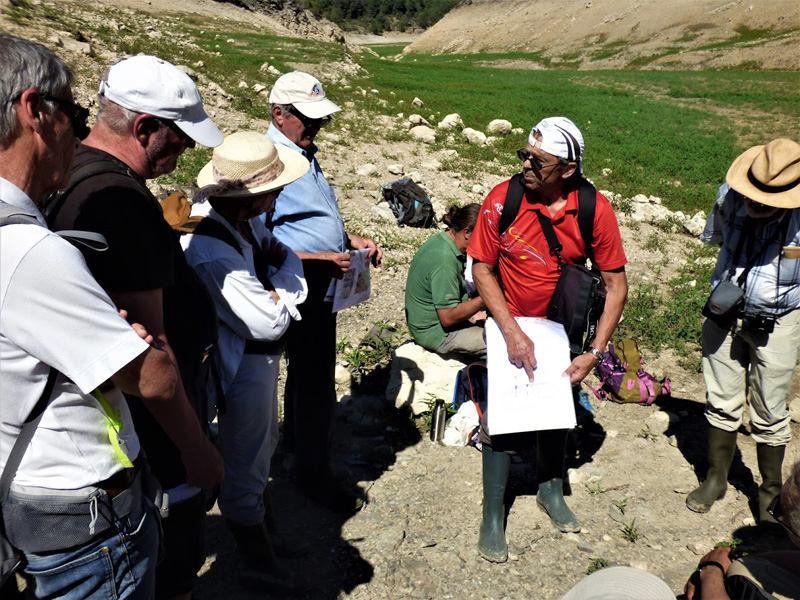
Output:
[243, 337, 285, 355]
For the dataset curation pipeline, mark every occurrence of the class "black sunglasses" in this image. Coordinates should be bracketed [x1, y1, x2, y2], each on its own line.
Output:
[516, 148, 562, 171]
[44, 95, 90, 140]
[288, 106, 331, 129]
[767, 494, 798, 538]
[155, 117, 195, 149]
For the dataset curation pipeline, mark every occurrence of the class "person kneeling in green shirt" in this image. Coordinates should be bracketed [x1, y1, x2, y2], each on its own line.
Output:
[405, 203, 486, 359]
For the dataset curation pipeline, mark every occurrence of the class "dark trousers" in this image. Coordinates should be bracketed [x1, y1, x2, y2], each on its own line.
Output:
[283, 277, 337, 485]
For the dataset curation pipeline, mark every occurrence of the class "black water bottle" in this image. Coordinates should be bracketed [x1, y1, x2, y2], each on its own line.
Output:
[430, 398, 447, 442]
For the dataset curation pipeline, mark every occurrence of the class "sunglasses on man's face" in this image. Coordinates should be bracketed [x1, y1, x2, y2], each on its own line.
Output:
[516, 148, 561, 171]
[288, 106, 331, 129]
[44, 95, 90, 140]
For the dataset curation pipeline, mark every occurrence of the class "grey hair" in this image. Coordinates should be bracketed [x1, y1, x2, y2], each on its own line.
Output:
[269, 103, 293, 115]
[96, 92, 141, 134]
[0, 34, 72, 145]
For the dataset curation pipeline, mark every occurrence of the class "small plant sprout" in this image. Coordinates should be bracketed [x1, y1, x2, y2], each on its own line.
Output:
[636, 425, 658, 442]
[586, 557, 609, 574]
[586, 482, 605, 495]
[612, 497, 628, 515]
[621, 518, 640, 543]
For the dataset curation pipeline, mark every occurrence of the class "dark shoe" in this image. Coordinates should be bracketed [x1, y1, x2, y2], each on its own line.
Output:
[478, 445, 511, 563]
[296, 479, 364, 514]
[226, 520, 307, 596]
[263, 488, 310, 557]
[756, 443, 786, 523]
[537, 478, 581, 533]
[687, 427, 737, 513]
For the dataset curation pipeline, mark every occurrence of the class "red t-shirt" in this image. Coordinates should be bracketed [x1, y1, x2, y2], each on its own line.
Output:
[468, 179, 627, 318]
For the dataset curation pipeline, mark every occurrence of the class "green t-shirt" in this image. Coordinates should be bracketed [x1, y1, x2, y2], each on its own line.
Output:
[405, 232, 468, 350]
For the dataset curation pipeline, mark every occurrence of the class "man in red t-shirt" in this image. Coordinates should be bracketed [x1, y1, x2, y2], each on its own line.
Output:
[468, 116, 628, 563]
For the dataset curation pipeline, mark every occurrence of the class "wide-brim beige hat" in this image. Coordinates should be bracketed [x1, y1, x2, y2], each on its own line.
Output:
[560, 566, 675, 600]
[195, 131, 308, 200]
[726, 138, 800, 209]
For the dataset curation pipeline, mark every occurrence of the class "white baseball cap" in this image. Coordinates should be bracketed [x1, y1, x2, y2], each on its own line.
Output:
[529, 116, 585, 173]
[99, 55, 223, 148]
[561, 566, 675, 600]
[268, 71, 341, 120]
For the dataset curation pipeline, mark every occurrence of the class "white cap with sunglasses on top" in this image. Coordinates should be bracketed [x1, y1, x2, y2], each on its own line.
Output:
[99, 55, 223, 148]
[528, 116, 585, 174]
[268, 71, 341, 120]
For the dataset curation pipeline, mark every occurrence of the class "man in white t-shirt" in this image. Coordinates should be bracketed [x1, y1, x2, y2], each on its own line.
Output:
[0, 34, 177, 599]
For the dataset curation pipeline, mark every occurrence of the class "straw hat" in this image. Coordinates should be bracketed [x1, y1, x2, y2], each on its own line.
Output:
[726, 138, 800, 209]
[560, 566, 675, 600]
[194, 131, 308, 202]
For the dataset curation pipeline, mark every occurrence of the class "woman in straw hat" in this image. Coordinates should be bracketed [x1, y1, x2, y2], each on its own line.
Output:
[688, 138, 800, 526]
[182, 131, 309, 594]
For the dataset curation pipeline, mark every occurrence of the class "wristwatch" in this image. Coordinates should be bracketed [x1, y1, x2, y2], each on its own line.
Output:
[696, 561, 725, 576]
[585, 347, 604, 362]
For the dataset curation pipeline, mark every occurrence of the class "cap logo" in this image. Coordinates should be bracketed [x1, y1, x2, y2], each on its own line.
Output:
[310, 84, 323, 98]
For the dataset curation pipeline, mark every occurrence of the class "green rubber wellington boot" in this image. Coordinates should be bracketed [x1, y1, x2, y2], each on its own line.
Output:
[757, 443, 786, 524]
[478, 445, 511, 563]
[687, 426, 737, 513]
[536, 429, 581, 533]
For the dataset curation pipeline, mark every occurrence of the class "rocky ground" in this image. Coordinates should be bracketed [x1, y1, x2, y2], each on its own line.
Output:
[4, 0, 799, 598]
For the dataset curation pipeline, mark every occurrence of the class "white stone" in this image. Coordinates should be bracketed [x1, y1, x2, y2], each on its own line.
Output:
[462, 128, 487, 146]
[471, 184, 484, 194]
[238, 81, 248, 89]
[684, 212, 707, 237]
[511, 127, 524, 135]
[408, 114, 431, 126]
[602, 168, 613, 176]
[421, 158, 442, 171]
[408, 126, 436, 144]
[486, 119, 513, 135]
[412, 97, 424, 107]
[386, 342, 470, 415]
[252, 84, 266, 93]
[356, 163, 379, 176]
[371, 204, 397, 223]
[438, 149, 459, 160]
[334, 364, 351, 387]
[437, 113, 464, 130]
[645, 411, 671, 434]
[633, 194, 650, 204]
[387, 164, 404, 175]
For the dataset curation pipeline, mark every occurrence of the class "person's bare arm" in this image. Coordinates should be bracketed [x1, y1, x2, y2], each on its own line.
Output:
[109, 289, 224, 488]
[563, 267, 628, 384]
[472, 259, 536, 381]
[684, 546, 733, 600]
[294, 250, 351, 279]
[436, 295, 486, 328]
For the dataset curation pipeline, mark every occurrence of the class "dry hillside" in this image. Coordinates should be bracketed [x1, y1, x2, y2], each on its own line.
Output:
[405, 0, 800, 70]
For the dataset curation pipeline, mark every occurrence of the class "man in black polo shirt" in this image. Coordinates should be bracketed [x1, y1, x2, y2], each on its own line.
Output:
[50, 55, 225, 600]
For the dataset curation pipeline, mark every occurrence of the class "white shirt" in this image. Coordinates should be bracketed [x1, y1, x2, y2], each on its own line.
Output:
[0, 177, 148, 490]
[181, 210, 307, 392]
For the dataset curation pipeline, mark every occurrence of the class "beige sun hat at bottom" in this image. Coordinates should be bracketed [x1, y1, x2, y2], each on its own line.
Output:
[560, 566, 676, 600]
[725, 138, 800, 209]
[194, 131, 308, 202]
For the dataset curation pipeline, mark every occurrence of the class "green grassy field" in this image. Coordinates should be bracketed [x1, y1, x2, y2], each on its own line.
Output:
[353, 48, 799, 214]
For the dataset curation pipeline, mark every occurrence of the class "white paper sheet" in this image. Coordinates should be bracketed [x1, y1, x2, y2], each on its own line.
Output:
[331, 249, 372, 312]
[485, 317, 576, 435]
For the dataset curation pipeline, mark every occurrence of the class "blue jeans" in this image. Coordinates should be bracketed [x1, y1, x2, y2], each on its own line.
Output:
[23, 499, 159, 599]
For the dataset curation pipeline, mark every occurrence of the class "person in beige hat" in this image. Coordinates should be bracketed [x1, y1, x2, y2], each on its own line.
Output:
[688, 138, 800, 525]
[264, 71, 382, 514]
[182, 132, 309, 595]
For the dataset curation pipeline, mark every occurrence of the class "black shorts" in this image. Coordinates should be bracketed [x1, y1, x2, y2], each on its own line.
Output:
[155, 492, 206, 599]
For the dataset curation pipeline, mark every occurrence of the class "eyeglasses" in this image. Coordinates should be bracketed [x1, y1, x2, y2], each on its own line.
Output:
[767, 494, 798, 538]
[156, 117, 195, 149]
[288, 106, 331, 129]
[516, 148, 563, 171]
[44, 95, 90, 140]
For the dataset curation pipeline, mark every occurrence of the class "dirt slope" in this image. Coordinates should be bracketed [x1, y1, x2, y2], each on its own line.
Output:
[405, 0, 800, 70]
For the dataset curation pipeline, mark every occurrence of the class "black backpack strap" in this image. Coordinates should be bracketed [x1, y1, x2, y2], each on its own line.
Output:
[192, 217, 243, 256]
[577, 179, 597, 264]
[534, 210, 565, 264]
[42, 160, 136, 228]
[0, 368, 59, 503]
[0, 201, 108, 251]
[499, 173, 525, 236]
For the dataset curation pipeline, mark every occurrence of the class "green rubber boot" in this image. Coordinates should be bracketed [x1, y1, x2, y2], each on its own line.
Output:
[478, 445, 511, 563]
[687, 426, 737, 513]
[536, 429, 581, 533]
[757, 443, 786, 524]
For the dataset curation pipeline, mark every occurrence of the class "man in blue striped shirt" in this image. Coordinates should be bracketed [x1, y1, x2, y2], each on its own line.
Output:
[688, 138, 800, 526]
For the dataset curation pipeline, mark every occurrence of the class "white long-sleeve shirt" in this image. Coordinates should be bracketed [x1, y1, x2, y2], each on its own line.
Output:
[181, 210, 307, 392]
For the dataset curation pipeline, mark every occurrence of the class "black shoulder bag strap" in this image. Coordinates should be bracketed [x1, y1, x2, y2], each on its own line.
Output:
[42, 160, 138, 229]
[192, 218, 244, 256]
[498, 173, 525, 236]
[0, 203, 108, 252]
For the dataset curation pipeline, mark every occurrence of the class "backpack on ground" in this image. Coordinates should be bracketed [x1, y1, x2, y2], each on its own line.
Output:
[382, 178, 438, 228]
[452, 361, 488, 419]
[585, 338, 671, 406]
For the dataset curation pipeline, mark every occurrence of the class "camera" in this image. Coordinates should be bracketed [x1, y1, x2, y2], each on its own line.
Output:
[742, 314, 776, 334]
